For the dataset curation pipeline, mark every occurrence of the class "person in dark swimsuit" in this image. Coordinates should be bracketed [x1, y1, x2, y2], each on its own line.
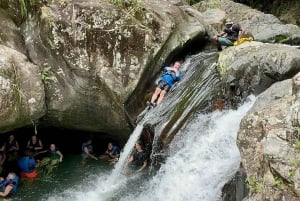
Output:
[6, 134, 19, 162]
[125, 141, 148, 174]
[26, 135, 43, 152]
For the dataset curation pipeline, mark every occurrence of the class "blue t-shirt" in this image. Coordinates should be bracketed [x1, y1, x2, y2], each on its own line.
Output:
[111, 146, 120, 155]
[161, 66, 182, 88]
[81, 142, 93, 158]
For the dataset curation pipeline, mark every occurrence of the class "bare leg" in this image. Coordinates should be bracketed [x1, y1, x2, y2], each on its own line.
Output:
[156, 90, 167, 104]
[213, 35, 222, 50]
[212, 35, 218, 46]
[151, 87, 162, 103]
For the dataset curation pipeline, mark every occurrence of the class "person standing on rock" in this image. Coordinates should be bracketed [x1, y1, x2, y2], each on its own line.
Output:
[213, 19, 245, 51]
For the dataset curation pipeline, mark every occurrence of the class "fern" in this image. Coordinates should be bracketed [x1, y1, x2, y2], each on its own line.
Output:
[40, 66, 54, 84]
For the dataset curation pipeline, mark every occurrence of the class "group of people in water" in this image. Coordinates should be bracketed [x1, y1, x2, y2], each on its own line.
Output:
[0, 133, 151, 198]
[81, 138, 149, 174]
[0, 134, 67, 198]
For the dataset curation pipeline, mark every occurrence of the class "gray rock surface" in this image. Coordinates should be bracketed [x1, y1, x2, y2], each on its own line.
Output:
[0, 45, 46, 132]
[197, 0, 300, 45]
[237, 72, 300, 201]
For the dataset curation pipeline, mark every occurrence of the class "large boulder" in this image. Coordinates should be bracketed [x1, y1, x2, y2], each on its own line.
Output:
[237, 72, 300, 200]
[20, 0, 206, 134]
[196, 0, 300, 45]
[0, 45, 46, 133]
[217, 41, 300, 96]
[0, 8, 26, 54]
[0, 0, 24, 26]
[168, 0, 189, 6]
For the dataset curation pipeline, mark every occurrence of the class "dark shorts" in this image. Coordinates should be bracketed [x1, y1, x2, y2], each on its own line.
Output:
[157, 80, 171, 92]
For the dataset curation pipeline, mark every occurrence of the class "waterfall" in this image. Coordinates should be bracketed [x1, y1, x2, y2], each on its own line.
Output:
[43, 52, 255, 201]
[44, 96, 255, 201]
[118, 95, 255, 201]
[110, 124, 144, 180]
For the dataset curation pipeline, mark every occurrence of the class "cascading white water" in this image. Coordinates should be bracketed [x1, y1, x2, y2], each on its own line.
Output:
[118, 95, 255, 201]
[44, 96, 255, 201]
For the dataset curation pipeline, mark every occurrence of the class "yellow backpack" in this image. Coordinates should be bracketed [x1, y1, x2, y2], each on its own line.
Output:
[233, 36, 254, 46]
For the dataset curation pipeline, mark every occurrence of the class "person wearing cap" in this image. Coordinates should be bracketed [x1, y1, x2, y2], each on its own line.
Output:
[213, 19, 245, 51]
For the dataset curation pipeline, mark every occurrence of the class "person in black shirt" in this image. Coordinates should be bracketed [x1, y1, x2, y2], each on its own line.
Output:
[213, 19, 245, 51]
[6, 134, 19, 162]
[125, 141, 148, 174]
[26, 135, 43, 152]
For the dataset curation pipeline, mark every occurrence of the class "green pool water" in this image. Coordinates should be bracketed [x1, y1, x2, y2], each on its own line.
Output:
[12, 155, 113, 201]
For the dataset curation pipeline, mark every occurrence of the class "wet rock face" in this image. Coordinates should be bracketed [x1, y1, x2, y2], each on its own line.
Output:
[0, 0, 207, 134]
[21, 1, 159, 133]
[0, 0, 24, 26]
[222, 166, 249, 201]
[237, 73, 300, 201]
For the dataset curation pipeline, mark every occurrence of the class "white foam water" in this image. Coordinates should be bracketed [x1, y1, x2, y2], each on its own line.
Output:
[118, 95, 255, 201]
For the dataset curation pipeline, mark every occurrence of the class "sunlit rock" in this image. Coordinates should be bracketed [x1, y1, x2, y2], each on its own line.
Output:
[196, 0, 300, 45]
[217, 41, 300, 96]
[237, 73, 300, 201]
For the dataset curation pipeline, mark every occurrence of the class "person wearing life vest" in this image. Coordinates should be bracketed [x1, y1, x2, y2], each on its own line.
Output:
[18, 149, 39, 179]
[148, 61, 182, 107]
[81, 138, 98, 161]
[37, 143, 63, 163]
[0, 172, 19, 197]
[213, 19, 245, 51]
[48, 144, 63, 162]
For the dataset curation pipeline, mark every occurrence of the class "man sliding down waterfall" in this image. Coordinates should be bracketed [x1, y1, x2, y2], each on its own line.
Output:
[147, 61, 182, 108]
